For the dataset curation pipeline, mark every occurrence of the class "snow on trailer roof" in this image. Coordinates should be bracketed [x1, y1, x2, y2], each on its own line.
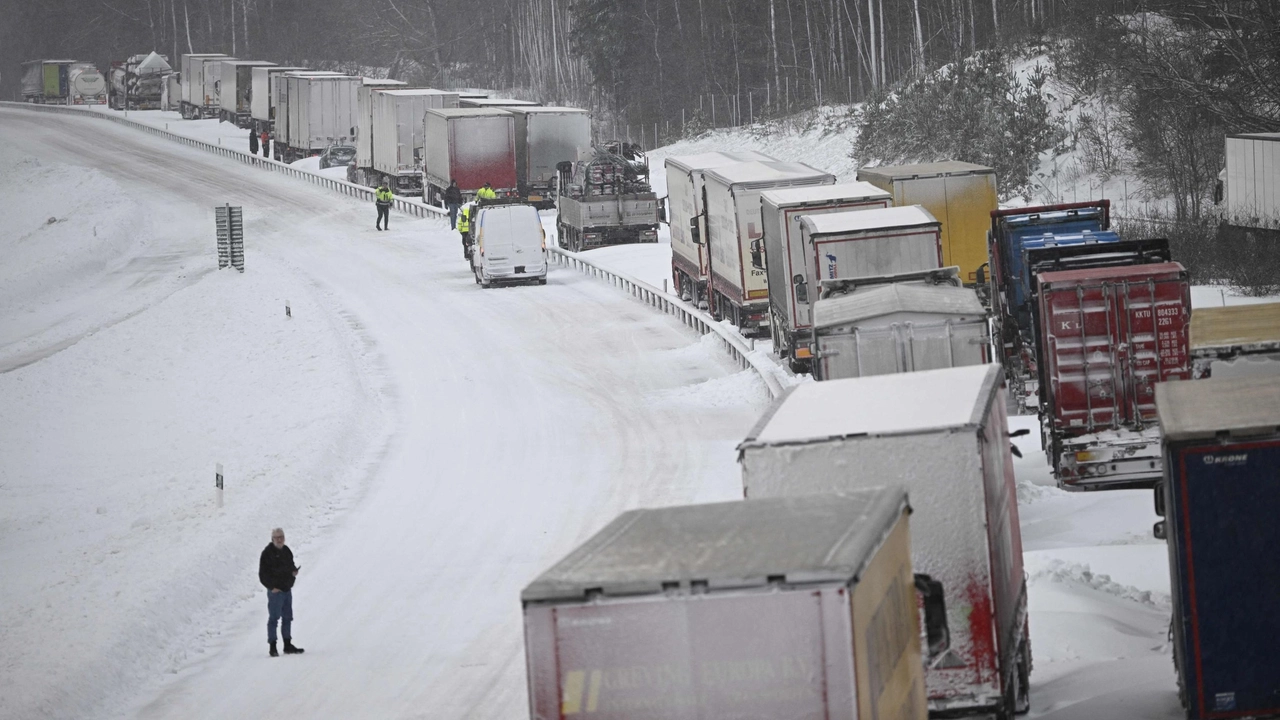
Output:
[857, 161, 994, 180]
[504, 106, 588, 114]
[813, 283, 985, 331]
[742, 363, 1001, 447]
[801, 205, 938, 235]
[703, 160, 833, 187]
[1036, 260, 1185, 285]
[378, 88, 451, 96]
[665, 150, 775, 173]
[1191, 303, 1280, 353]
[1156, 375, 1280, 441]
[761, 181, 891, 207]
[221, 60, 276, 67]
[520, 488, 909, 603]
[361, 78, 407, 86]
[426, 107, 514, 118]
[1228, 132, 1280, 141]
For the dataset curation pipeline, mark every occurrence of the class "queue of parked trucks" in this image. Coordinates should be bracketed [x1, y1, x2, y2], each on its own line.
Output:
[17, 48, 1280, 720]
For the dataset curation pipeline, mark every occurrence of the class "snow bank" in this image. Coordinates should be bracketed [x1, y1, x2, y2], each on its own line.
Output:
[651, 106, 861, 183]
[0, 247, 388, 719]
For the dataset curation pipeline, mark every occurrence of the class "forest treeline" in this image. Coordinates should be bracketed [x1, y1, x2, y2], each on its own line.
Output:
[7, 1, 1270, 126]
[3, 0, 1276, 216]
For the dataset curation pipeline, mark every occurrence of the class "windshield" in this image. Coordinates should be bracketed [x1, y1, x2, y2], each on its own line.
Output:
[328, 146, 355, 160]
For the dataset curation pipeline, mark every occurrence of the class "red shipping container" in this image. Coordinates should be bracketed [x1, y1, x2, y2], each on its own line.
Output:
[1036, 261, 1191, 490]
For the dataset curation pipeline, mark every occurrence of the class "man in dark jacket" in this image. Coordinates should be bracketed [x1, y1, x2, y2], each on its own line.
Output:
[259, 527, 304, 657]
[249, 131, 260, 155]
[443, 179, 463, 229]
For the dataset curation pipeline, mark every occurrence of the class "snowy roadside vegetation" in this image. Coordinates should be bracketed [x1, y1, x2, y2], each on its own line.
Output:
[852, 49, 1062, 201]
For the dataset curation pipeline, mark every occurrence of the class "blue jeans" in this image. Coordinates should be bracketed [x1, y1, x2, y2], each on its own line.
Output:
[447, 203, 461, 229]
[267, 590, 293, 643]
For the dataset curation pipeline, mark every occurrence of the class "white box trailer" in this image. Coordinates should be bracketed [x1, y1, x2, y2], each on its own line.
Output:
[801, 206, 942, 291]
[353, 79, 408, 180]
[271, 71, 340, 149]
[280, 73, 360, 164]
[522, 489, 927, 720]
[459, 97, 539, 109]
[249, 66, 306, 134]
[219, 60, 275, 126]
[179, 53, 226, 118]
[812, 279, 989, 381]
[199, 56, 236, 117]
[666, 151, 775, 308]
[506, 106, 591, 208]
[1224, 133, 1280, 228]
[703, 161, 836, 336]
[738, 363, 1030, 718]
[761, 182, 894, 370]
[370, 88, 455, 195]
[161, 72, 180, 111]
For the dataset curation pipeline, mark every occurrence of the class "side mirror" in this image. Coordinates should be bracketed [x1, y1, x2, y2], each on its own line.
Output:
[1010, 428, 1030, 438]
[793, 274, 809, 304]
[1153, 520, 1167, 540]
[976, 262, 988, 286]
[1153, 485, 1165, 517]
[689, 218, 701, 245]
[915, 574, 951, 660]
[750, 239, 765, 270]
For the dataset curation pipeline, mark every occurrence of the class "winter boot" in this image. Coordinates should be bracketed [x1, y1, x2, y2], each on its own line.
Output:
[269, 641, 278, 657]
[283, 639, 304, 655]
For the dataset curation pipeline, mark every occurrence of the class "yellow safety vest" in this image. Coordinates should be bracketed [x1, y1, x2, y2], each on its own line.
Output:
[376, 188, 393, 203]
[457, 207, 471, 233]
[476, 187, 497, 200]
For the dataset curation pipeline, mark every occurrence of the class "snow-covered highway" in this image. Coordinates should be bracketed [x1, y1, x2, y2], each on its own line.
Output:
[0, 107, 766, 720]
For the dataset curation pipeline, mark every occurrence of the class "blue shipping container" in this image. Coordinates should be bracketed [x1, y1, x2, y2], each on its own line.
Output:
[1157, 375, 1280, 720]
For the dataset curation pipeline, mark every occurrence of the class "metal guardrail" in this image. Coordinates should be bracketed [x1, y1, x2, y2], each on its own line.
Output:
[0, 101, 447, 221]
[547, 248, 784, 398]
[3, 101, 782, 397]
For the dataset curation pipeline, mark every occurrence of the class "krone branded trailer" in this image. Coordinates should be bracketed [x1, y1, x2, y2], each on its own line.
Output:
[219, 60, 275, 126]
[1155, 375, 1280, 720]
[422, 107, 517, 202]
[812, 279, 989, 381]
[522, 489, 927, 720]
[738, 363, 1030, 719]
[857, 162, 998, 285]
[761, 182, 894, 369]
[666, 151, 776, 309]
[279, 73, 359, 163]
[702, 161, 835, 336]
[506, 106, 591, 208]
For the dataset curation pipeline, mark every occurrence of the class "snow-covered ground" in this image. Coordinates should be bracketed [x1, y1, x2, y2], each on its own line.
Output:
[0, 106, 764, 720]
[2, 102, 1273, 720]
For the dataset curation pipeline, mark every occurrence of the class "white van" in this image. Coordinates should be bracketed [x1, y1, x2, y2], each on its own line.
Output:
[471, 203, 548, 287]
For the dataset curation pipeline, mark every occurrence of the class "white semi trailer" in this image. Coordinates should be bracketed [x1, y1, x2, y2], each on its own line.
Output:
[760, 182, 894, 370]
[277, 72, 360, 164]
[249, 66, 307, 135]
[179, 53, 227, 119]
[666, 151, 774, 309]
[701, 161, 835, 336]
[218, 60, 275, 127]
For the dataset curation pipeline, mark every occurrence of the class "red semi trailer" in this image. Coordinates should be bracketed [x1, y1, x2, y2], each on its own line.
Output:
[1036, 261, 1192, 490]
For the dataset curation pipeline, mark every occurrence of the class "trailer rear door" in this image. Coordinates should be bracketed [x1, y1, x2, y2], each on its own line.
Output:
[1038, 262, 1191, 434]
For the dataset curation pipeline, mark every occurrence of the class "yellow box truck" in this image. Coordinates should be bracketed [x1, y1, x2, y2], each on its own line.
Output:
[856, 162, 998, 285]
